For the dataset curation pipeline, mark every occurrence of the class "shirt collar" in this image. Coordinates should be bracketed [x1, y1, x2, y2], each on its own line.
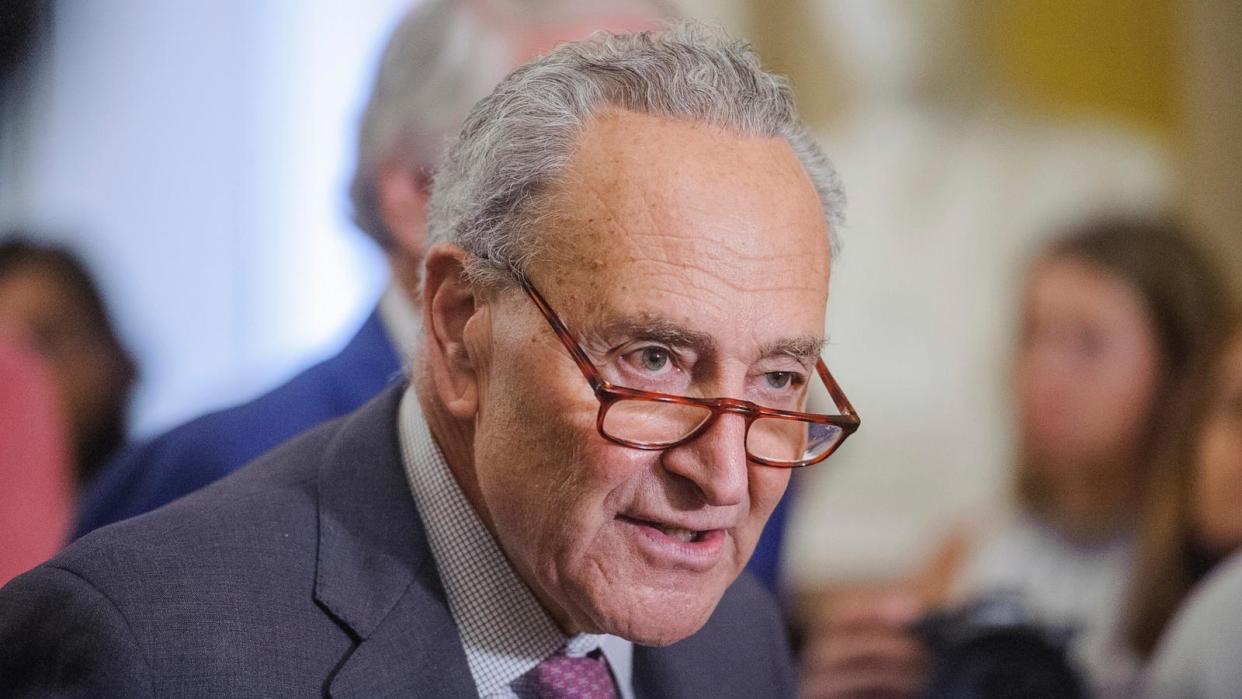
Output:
[397, 387, 634, 698]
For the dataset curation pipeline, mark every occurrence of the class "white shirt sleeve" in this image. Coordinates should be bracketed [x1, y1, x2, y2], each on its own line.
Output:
[1143, 552, 1242, 699]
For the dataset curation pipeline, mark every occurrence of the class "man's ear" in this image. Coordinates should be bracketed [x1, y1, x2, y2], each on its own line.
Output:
[421, 244, 483, 419]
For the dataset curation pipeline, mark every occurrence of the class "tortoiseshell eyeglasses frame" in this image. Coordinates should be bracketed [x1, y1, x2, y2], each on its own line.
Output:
[514, 272, 860, 468]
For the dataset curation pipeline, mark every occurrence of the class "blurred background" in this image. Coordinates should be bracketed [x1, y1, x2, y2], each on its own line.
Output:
[1, 0, 1239, 596]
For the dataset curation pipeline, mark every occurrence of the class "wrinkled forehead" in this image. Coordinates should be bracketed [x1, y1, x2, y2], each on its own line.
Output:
[532, 110, 831, 320]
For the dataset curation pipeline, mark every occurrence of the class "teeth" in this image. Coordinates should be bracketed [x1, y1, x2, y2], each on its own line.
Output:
[658, 525, 697, 543]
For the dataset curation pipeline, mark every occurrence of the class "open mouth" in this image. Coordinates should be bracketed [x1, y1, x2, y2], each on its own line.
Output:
[619, 515, 709, 543]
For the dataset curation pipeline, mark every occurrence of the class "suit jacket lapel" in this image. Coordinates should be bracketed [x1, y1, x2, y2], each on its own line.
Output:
[325, 572, 479, 698]
[312, 384, 475, 698]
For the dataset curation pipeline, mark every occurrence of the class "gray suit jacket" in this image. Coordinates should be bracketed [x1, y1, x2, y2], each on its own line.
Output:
[0, 384, 795, 697]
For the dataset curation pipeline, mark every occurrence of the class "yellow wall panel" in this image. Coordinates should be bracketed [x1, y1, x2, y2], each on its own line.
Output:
[984, 0, 1182, 141]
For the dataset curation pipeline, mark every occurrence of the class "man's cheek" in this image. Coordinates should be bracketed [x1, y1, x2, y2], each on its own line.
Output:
[752, 469, 791, 514]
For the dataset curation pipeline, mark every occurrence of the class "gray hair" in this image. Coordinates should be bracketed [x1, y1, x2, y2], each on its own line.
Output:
[349, 0, 676, 250]
[425, 20, 845, 290]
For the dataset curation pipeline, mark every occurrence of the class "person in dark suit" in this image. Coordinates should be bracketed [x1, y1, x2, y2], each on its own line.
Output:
[1, 22, 858, 696]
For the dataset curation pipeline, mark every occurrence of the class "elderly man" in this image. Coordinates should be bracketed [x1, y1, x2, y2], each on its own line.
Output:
[0, 23, 857, 697]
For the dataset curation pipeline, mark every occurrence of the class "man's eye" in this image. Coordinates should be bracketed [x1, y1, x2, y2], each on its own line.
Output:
[765, 372, 795, 389]
[638, 347, 671, 372]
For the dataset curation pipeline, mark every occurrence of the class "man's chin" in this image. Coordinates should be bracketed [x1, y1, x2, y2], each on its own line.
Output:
[583, 588, 722, 646]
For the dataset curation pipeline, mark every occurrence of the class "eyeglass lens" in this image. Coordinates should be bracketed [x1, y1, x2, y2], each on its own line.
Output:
[599, 399, 844, 465]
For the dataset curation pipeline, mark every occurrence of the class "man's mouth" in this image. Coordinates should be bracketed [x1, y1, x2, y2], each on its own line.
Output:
[616, 513, 729, 571]
[618, 515, 710, 543]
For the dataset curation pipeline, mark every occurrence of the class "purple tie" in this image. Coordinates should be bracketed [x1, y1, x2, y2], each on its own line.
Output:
[516, 649, 618, 699]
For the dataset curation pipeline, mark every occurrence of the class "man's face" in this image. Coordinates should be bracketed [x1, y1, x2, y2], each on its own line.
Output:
[464, 110, 831, 644]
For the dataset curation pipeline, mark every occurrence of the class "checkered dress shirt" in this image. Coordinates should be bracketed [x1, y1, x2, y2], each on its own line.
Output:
[398, 388, 634, 698]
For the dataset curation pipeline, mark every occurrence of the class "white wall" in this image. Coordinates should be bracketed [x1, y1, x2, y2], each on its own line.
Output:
[4, 0, 408, 437]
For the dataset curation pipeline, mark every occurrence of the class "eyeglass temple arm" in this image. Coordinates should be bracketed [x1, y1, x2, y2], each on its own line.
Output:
[817, 359, 858, 419]
[515, 273, 607, 391]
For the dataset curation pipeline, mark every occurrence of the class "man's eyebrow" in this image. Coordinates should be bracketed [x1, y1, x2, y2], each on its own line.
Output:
[586, 314, 718, 354]
[585, 314, 823, 363]
[759, 335, 826, 364]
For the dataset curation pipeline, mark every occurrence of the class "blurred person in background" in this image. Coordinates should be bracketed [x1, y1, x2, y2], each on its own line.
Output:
[71, 0, 678, 532]
[1142, 553, 1242, 699]
[789, 0, 1171, 593]
[1125, 313, 1242, 696]
[0, 237, 137, 487]
[799, 217, 1232, 699]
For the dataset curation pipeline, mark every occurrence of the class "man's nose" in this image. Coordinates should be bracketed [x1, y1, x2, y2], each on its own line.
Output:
[659, 411, 750, 507]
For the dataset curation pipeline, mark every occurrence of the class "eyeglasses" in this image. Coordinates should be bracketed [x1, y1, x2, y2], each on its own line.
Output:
[515, 273, 860, 468]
